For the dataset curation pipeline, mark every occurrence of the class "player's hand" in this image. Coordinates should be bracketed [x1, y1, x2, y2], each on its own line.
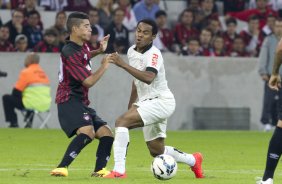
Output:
[268, 74, 281, 91]
[108, 52, 126, 68]
[101, 54, 111, 69]
[99, 34, 110, 52]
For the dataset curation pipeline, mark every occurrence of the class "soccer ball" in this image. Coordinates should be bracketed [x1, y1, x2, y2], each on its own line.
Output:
[151, 154, 177, 180]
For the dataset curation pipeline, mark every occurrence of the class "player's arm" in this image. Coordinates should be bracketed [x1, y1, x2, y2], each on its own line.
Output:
[269, 38, 282, 90]
[89, 34, 110, 58]
[65, 53, 110, 88]
[128, 81, 138, 109]
[109, 53, 156, 84]
[82, 56, 110, 88]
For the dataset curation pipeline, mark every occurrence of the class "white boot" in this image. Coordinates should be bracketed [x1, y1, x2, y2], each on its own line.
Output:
[256, 178, 273, 184]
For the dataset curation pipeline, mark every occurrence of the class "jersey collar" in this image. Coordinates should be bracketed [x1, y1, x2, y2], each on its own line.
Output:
[134, 42, 153, 54]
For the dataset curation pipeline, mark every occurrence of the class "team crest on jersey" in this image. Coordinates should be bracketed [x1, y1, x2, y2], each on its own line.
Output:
[84, 53, 88, 60]
[83, 113, 91, 121]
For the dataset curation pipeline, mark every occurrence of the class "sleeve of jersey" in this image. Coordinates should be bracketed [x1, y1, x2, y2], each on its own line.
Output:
[145, 52, 162, 75]
[14, 70, 28, 91]
[65, 53, 91, 83]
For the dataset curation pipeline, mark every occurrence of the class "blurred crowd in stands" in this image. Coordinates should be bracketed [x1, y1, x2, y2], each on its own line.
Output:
[0, 0, 281, 57]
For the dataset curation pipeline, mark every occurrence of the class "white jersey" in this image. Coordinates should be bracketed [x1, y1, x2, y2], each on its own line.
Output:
[127, 44, 174, 101]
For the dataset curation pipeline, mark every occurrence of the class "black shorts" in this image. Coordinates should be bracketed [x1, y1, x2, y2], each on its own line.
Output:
[57, 97, 107, 138]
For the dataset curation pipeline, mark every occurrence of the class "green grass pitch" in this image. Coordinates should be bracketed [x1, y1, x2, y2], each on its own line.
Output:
[0, 129, 281, 184]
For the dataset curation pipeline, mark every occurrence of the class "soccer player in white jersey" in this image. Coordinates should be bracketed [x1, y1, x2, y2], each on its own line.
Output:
[104, 19, 204, 179]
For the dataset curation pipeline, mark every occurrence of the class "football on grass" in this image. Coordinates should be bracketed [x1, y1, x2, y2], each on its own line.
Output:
[151, 154, 177, 180]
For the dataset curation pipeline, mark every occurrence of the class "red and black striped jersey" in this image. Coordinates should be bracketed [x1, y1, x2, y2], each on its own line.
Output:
[55, 41, 92, 105]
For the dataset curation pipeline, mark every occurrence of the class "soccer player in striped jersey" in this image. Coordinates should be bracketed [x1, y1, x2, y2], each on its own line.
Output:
[50, 12, 113, 178]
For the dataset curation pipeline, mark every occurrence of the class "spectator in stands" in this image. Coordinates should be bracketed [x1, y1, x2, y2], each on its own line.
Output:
[187, 0, 201, 11]
[5, 9, 24, 44]
[269, 0, 282, 17]
[0, 17, 2, 27]
[2, 53, 51, 128]
[10, 0, 25, 9]
[64, 0, 93, 11]
[174, 9, 199, 52]
[115, 0, 137, 32]
[133, 0, 160, 22]
[49, 11, 67, 44]
[0, 25, 15, 52]
[182, 37, 202, 56]
[262, 13, 277, 38]
[228, 36, 249, 57]
[88, 26, 100, 50]
[40, 0, 68, 11]
[222, 0, 247, 14]
[195, 0, 219, 30]
[88, 8, 105, 41]
[97, 0, 114, 30]
[222, 17, 239, 52]
[34, 28, 59, 53]
[207, 18, 222, 36]
[105, 8, 129, 54]
[22, 0, 44, 30]
[240, 15, 263, 57]
[23, 10, 43, 49]
[258, 19, 282, 131]
[14, 34, 29, 52]
[199, 28, 212, 56]
[0, 0, 11, 9]
[227, 0, 278, 29]
[210, 35, 226, 56]
[153, 10, 174, 52]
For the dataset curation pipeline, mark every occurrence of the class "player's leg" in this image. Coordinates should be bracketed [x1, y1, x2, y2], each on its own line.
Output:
[144, 123, 204, 178]
[105, 105, 143, 178]
[91, 125, 113, 177]
[259, 120, 282, 183]
[51, 99, 95, 177]
[89, 109, 114, 177]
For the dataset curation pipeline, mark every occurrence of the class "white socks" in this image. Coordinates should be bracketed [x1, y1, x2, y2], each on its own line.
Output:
[113, 127, 129, 174]
[164, 146, 196, 166]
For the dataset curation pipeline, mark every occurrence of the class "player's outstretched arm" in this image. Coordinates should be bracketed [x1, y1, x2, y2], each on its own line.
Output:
[82, 55, 111, 88]
[89, 34, 110, 58]
[109, 53, 156, 84]
[269, 38, 282, 91]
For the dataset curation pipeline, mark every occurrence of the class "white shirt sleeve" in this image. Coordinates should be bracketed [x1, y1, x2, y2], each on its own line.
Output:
[144, 49, 163, 72]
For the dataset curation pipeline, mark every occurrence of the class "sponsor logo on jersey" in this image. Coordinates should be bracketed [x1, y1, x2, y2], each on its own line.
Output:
[152, 53, 158, 67]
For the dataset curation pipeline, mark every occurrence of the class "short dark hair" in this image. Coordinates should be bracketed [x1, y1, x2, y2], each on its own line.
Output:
[91, 25, 98, 35]
[248, 15, 259, 22]
[66, 12, 89, 33]
[26, 10, 40, 18]
[88, 7, 99, 14]
[225, 17, 237, 26]
[155, 10, 167, 18]
[137, 19, 158, 35]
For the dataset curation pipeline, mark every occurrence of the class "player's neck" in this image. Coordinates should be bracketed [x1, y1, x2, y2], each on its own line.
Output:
[70, 35, 84, 46]
[136, 42, 152, 53]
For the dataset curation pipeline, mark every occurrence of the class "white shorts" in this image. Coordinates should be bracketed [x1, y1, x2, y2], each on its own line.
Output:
[134, 96, 176, 142]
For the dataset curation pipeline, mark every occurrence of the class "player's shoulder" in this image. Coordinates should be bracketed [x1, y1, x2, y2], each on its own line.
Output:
[127, 45, 136, 55]
[61, 41, 81, 58]
[144, 45, 162, 58]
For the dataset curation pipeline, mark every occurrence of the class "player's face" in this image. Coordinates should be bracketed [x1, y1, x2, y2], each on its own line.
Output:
[135, 22, 156, 49]
[75, 19, 92, 42]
